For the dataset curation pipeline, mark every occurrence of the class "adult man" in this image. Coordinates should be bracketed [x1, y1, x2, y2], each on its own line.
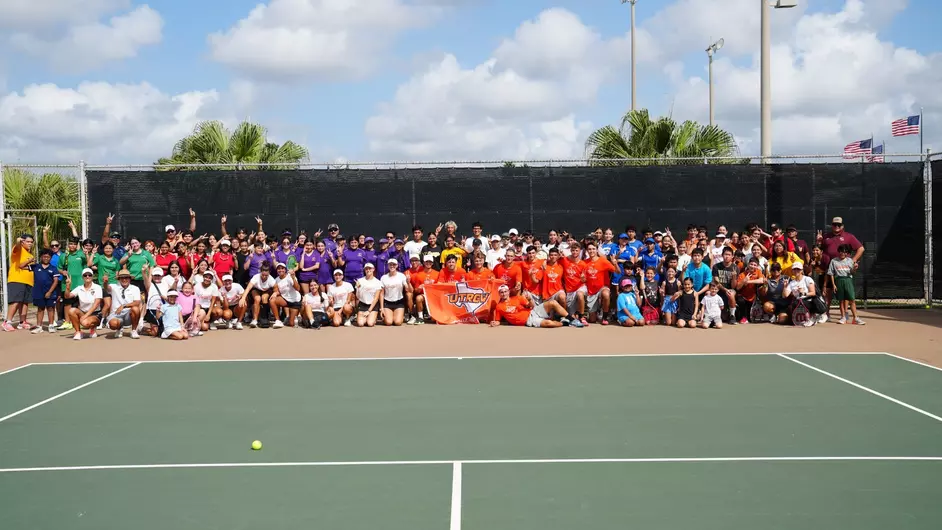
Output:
[324, 223, 341, 255]
[712, 247, 739, 323]
[520, 246, 544, 304]
[817, 216, 864, 322]
[485, 235, 505, 269]
[561, 241, 588, 323]
[404, 225, 425, 257]
[540, 247, 567, 308]
[408, 254, 439, 324]
[493, 248, 523, 294]
[489, 284, 574, 328]
[464, 222, 485, 253]
[105, 269, 142, 339]
[4, 234, 36, 331]
[437, 254, 467, 283]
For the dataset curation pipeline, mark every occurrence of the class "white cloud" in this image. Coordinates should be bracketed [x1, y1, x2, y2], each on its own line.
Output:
[0, 82, 226, 163]
[365, 8, 620, 160]
[0, 0, 129, 28]
[10, 6, 163, 72]
[209, 0, 437, 81]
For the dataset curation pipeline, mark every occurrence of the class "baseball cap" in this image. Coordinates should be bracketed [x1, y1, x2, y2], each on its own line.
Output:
[644, 238, 655, 244]
[620, 277, 633, 287]
[82, 267, 94, 276]
[165, 224, 175, 232]
[328, 223, 339, 230]
[166, 290, 179, 297]
[832, 217, 843, 225]
[365, 236, 375, 243]
[490, 234, 501, 242]
[333, 269, 344, 276]
[472, 238, 482, 246]
[110, 231, 121, 238]
[410, 254, 420, 261]
[394, 238, 403, 244]
[387, 257, 398, 265]
[275, 262, 286, 269]
[364, 262, 376, 269]
[379, 238, 388, 244]
[715, 233, 726, 238]
[222, 275, 233, 281]
[203, 270, 215, 277]
[792, 261, 804, 269]
[151, 267, 164, 277]
[654, 231, 664, 236]
[508, 228, 519, 236]
[498, 284, 510, 292]
[423, 254, 434, 263]
[618, 233, 629, 239]
[219, 239, 231, 246]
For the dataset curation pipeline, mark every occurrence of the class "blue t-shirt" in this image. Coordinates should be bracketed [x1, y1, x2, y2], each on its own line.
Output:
[32, 264, 59, 300]
[627, 240, 644, 255]
[617, 292, 642, 322]
[612, 246, 637, 284]
[685, 262, 713, 291]
[160, 303, 183, 333]
[600, 242, 618, 258]
[639, 252, 663, 281]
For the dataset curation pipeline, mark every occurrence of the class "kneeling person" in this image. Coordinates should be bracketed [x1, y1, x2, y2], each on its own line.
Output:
[490, 284, 575, 328]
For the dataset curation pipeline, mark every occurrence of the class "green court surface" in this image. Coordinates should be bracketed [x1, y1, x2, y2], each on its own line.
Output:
[1, 353, 941, 529]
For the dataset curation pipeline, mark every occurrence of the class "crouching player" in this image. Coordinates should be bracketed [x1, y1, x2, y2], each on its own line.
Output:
[490, 284, 581, 328]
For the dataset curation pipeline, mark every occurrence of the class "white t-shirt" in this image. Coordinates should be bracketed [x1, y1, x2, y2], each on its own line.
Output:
[220, 284, 245, 305]
[160, 275, 185, 292]
[108, 284, 142, 310]
[676, 254, 691, 273]
[486, 248, 506, 270]
[709, 244, 725, 264]
[404, 240, 425, 257]
[275, 275, 302, 303]
[71, 284, 103, 312]
[381, 272, 408, 302]
[355, 277, 383, 305]
[701, 293, 725, 317]
[193, 282, 220, 309]
[146, 284, 164, 311]
[787, 275, 815, 297]
[250, 273, 276, 291]
[327, 281, 354, 309]
[303, 292, 330, 312]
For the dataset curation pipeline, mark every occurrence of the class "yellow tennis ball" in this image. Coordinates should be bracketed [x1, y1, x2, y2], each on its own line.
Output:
[251, 440, 262, 450]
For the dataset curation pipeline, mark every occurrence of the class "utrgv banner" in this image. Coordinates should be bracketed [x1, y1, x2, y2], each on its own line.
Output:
[425, 279, 505, 325]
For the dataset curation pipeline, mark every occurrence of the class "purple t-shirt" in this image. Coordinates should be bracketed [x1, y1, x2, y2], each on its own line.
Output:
[274, 247, 300, 267]
[315, 251, 333, 285]
[375, 248, 391, 277]
[342, 248, 367, 282]
[298, 251, 319, 283]
[247, 251, 273, 277]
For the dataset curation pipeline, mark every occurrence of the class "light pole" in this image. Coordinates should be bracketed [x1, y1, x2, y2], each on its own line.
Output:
[706, 38, 724, 127]
[761, 0, 798, 162]
[622, 0, 638, 111]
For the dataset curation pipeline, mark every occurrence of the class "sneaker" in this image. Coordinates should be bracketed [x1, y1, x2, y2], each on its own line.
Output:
[209, 324, 217, 331]
[580, 316, 589, 326]
[406, 316, 417, 325]
[838, 317, 847, 325]
[130, 330, 140, 339]
[560, 317, 571, 327]
[600, 319, 610, 326]
[250, 320, 258, 328]
[739, 318, 748, 324]
[229, 319, 237, 329]
[197, 331, 204, 336]
[3, 321, 16, 332]
[343, 318, 353, 327]
[570, 319, 585, 328]
[59, 321, 74, 331]
[235, 322, 244, 330]
[853, 317, 866, 326]
[416, 318, 425, 325]
[97, 322, 105, 330]
[816, 313, 829, 324]
[31, 327, 44, 334]
[88, 330, 97, 338]
[48, 322, 58, 332]
[114, 329, 123, 339]
[73, 332, 83, 340]
[272, 320, 284, 329]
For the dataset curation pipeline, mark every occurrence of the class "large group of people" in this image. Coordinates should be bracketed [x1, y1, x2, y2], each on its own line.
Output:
[3, 211, 867, 339]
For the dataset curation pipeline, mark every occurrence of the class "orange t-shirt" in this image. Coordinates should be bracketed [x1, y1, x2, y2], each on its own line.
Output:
[561, 257, 587, 293]
[541, 261, 564, 299]
[493, 262, 522, 291]
[409, 268, 439, 293]
[438, 267, 467, 283]
[737, 270, 765, 302]
[521, 259, 544, 293]
[494, 296, 531, 326]
[584, 257, 617, 295]
[467, 267, 494, 281]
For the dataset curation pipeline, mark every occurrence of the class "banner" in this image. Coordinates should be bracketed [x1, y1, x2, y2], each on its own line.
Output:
[424, 279, 505, 325]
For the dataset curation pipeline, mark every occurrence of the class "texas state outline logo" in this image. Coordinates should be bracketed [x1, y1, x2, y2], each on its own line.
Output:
[445, 282, 490, 314]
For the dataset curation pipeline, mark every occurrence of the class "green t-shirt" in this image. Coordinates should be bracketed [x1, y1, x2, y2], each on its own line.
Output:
[58, 250, 87, 291]
[93, 254, 120, 285]
[125, 250, 156, 280]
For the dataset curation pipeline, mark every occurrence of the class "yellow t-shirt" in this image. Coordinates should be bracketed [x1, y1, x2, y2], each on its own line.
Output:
[8, 245, 34, 286]
[440, 247, 466, 270]
[773, 252, 801, 279]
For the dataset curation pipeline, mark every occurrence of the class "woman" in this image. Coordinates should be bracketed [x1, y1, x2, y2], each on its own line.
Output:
[274, 235, 299, 270]
[189, 259, 213, 285]
[160, 261, 186, 292]
[297, 240, 320, 296]
[219, 274, 246, 329]
[783, 261, 821, 325]
[315, 239, 334, 293]
[270, 263, 302, 328]
[327, 269, 355, 327]
[659, 234, 676, 256]
[355, 262, 383, 327]
[190, 240, 211, 273]
[120, 237, 156, 292]
[338, 237, 367, 284]
[141, 265, 166, 337]
[89, 241, 120, 321]
[769, 240, 801, 279]
[154, 241, 176, 271]
[301, 279, 331, 329]
[143, 240, 157, 256]
[211, 239, 236, 280]
[174, 242, 192, 279]
[245, 241, 273, 279]
[156, 290, 188, 340]
[194, 270, 222, 331]
[63, 267, 103, 340]
[380, 258, 411, 326]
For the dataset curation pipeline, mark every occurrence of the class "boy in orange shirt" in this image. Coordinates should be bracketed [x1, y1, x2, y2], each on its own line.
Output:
[490, 284, 578, 328]
[437, 254, 467, 283]
[493, 248, 523, 294]
[736, 257, 766, 323]
[466, 251, 494, 281]
[583, 242, 617, 325]
[409, 254, 439, 323]
[540, 247, 566, 307]
[560, 241, 589, 326]
[521, 245, 545, 304]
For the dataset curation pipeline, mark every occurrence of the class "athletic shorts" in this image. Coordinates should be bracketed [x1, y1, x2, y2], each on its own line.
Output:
[107, 310, 133, 327]
[34, 297, 58, 309]
[586, 290, 604, 314]
[8, 282, 31, 304]
[285, 301, 302, 310]
[384, 299, 405, 310]
[357, 302, 378, 313]
[524, 291, 543, 306]
[835, 276, 855, 302]
[526, 302, 550, 328]
[703, 313, 722, 327]
[565, 287, 587, 314]
[130, 279, 145, 292]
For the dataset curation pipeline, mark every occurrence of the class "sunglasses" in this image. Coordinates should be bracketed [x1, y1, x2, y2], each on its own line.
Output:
[50, 244, 60, 248]
[82, 273, 93, 277]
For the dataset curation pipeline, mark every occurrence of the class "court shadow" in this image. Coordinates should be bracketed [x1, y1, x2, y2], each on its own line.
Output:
[860, 308, 942, 329]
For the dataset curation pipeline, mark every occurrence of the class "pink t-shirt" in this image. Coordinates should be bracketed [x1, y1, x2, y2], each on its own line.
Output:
[176, 293, 197, 315]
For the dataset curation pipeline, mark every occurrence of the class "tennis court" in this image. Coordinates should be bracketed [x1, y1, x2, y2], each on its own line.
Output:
[1, 352, 941, 529]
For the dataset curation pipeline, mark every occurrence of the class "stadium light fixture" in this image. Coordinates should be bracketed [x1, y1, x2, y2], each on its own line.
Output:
[706, 38, 724, 127]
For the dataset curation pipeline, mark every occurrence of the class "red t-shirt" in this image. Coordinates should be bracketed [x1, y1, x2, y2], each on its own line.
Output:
[467, 268, 494, 281]
[211, 252, 236, 277]
[493, 262, 522, 291]
[521, 259, 544, 293]
[494, 296, 531, 326]
[541, 262, 564, 299]
[409, 268, 439, 293]
[821, 231, 862, 260]
[154, 252, 176, 271]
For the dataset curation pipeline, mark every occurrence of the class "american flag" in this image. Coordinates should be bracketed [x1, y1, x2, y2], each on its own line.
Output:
[843, 138, 872, 159]
[867, 143, 884, 163]
[891, 115, 920, 137]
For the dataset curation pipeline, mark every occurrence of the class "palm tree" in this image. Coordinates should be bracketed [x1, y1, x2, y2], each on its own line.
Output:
[156, 120, 309, 170]
[3, 169, 81, 240]
[585, 109, 741, 165]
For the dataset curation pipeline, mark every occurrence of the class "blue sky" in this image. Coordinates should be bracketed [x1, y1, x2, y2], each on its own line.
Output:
[0, 0, 938, 164]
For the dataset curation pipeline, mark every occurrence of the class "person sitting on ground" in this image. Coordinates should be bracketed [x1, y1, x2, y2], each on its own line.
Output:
[490, 284, 577, 328]
[674, 277, 699, 329]
[270, 263, 302, 329]
[239, 263, 276, 328]
[327, 269, 356, 327]
[157, 290, 188, 340]
[616, 278, 645, 327]
[301, 279, 331, 329]
[699, 282, 725, 329]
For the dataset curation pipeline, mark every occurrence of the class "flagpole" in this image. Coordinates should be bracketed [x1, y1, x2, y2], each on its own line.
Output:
[919, 107, 924, 158]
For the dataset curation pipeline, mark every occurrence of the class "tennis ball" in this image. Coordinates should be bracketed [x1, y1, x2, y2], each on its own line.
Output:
[926, 305, 932, 310]
[251, 440, 262, 450]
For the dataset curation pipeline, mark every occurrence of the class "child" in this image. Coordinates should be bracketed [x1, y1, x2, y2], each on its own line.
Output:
[828, 244, 864, 325]
[32, 249, 60, 333]
[675, 277, 698, 329]
[157, 290, 188, 340]
[639, 267, 660, 324]
[616, 278, 645, 327]
[302, 279, 331, 329]
[700, 282, 725, 329]
[660, 267, 681, 326]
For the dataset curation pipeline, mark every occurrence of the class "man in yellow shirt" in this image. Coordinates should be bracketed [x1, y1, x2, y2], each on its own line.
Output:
[439, 234, 468, 270]
[4, 234, 36, 331]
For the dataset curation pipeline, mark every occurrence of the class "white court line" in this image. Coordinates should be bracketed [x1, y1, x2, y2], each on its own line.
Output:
[778, 354, 942, 424]
[25, 351, 886, 366]
[2, 456, 940, 474]
[450, 462, 462, 530]
[882, 353, 942, 373]
[0, 363, 33, 376]
[0, 362, 140, 424]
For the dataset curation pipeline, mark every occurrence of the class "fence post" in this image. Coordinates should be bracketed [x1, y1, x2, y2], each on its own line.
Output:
[0, 161, 7, 318]
[926, 149, 934, 307]
[528, 168, 535, 233]
[79, 160, 89, 239]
